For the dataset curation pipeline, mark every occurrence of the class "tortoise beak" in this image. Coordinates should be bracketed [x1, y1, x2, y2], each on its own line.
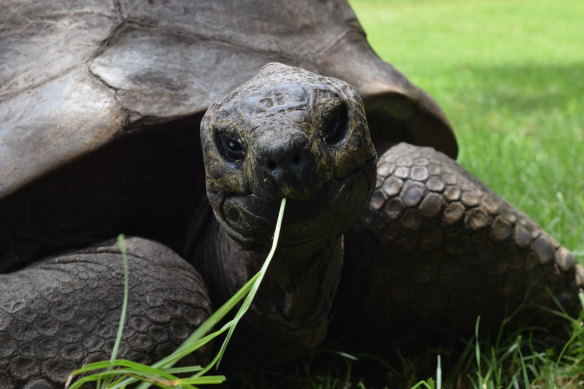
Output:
[251, 131, 322, 202]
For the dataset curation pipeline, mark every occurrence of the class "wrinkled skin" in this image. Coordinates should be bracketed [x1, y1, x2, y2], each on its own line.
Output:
[200, 64, 377, 246]
[0, 64, 582, 388]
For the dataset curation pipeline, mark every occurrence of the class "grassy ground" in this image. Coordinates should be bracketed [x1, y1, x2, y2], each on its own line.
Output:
[349, 0, 584, 256]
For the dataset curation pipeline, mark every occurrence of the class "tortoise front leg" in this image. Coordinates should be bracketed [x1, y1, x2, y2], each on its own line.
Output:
[0, 237, 212, 388]
[344, 142, 583, 337]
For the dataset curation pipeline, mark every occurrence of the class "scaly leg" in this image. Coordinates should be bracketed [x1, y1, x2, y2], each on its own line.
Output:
[0, 237, 211, 388]
[344, 142, 583, 337]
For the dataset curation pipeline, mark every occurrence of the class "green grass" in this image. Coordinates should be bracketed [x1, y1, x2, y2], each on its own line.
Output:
[350, 0, 584, 256]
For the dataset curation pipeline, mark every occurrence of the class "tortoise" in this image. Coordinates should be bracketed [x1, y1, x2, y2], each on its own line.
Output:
[0, 0, 582, 387]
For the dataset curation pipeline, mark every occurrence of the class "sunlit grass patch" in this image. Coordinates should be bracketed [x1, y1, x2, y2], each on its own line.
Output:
[350, 0, 584, 258]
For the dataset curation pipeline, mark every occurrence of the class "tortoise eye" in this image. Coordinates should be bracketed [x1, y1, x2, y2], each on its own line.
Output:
[216, 132, 245, 164]
[322, 101, 348, 145]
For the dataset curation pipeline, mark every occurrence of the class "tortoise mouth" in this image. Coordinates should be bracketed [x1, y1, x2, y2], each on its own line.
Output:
[210, 158, 376, 248]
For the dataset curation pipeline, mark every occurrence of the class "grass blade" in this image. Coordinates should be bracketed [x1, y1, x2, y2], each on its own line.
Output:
[215, 197, 287, 367]
[111, 235, 130, 366]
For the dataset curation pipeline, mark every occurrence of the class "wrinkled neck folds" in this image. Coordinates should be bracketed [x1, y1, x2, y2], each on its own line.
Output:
[203, 216, 344, 352]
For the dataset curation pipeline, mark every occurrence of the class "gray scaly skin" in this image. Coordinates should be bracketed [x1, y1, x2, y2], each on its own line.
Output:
[0, 238, 212, 388]
[0, 63, 582, 387]
[344, 142, 584, 337]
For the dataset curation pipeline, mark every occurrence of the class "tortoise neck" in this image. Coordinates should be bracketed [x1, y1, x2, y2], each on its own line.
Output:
[197, 216, 343, 353]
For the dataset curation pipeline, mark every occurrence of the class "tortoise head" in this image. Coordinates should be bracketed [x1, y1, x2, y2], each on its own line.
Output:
[201, 63, 377, 246]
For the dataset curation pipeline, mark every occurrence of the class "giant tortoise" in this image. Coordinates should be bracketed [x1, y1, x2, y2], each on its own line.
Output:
[0, 0, 582, 387]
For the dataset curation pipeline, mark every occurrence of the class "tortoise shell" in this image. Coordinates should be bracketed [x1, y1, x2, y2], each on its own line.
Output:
[0, 0, 456, 268]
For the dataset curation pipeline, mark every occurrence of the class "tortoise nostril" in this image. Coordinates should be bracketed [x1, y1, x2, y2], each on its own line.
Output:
[267, 160, 278, 171]
[292, 154, 300, 165]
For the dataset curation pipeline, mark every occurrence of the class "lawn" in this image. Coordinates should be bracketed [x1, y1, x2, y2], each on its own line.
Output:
[350, 0, 584, 256]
